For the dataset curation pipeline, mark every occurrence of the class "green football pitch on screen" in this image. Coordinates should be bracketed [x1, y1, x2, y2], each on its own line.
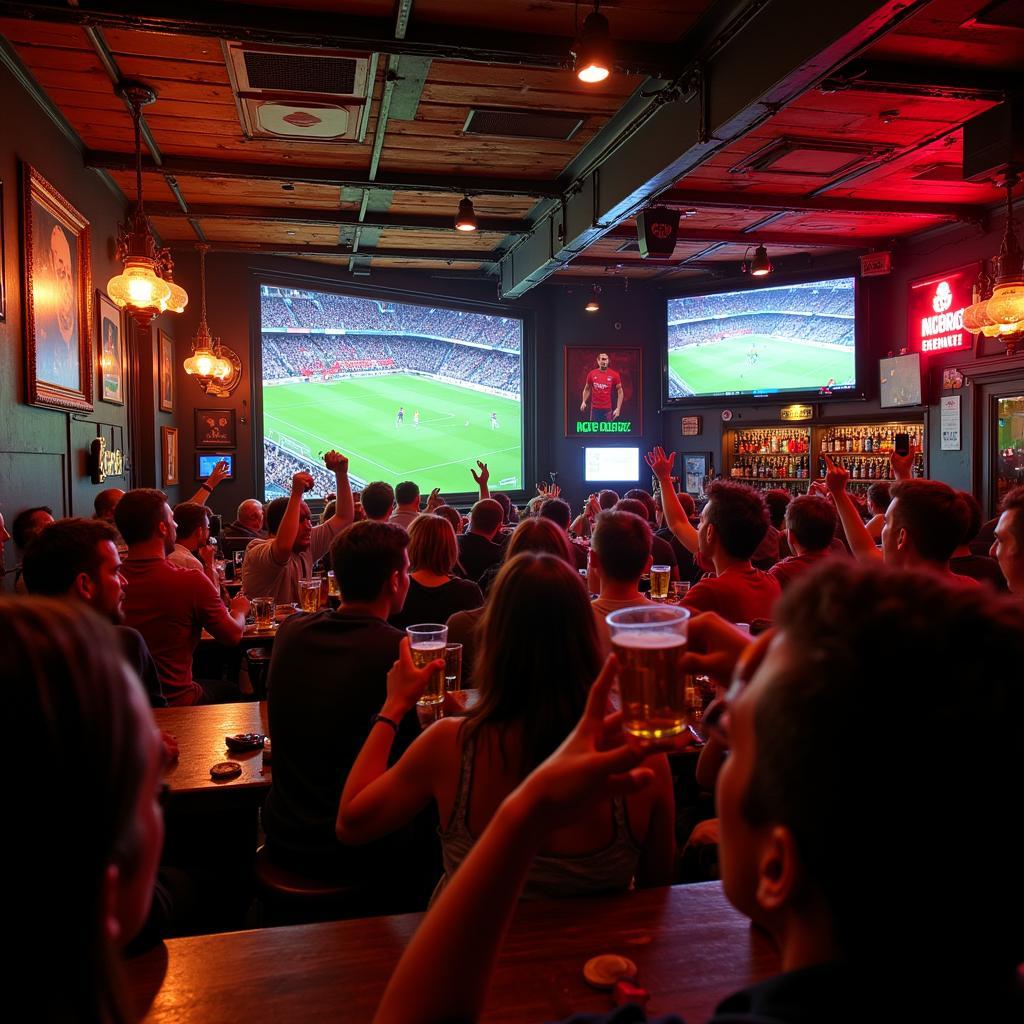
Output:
[669, 334, 854, 397]
[263, 374, 523, 495]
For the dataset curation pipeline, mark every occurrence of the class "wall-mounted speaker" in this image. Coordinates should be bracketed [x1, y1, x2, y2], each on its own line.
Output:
[636, 208, 681, 259]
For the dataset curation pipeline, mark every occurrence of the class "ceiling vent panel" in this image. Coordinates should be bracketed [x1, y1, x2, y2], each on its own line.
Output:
[225, 42, 371, 143]
[730, 137, 892, 178]
[463, 108, 584, 141]
[912, 163, 964, 182]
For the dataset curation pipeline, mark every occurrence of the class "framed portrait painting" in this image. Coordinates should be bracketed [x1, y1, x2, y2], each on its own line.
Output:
[158, 330, 174, 412]
[21, 164, 93, 412]
[97, 291, 124, 405]
[195, 408, 236, 449]
[564, 346, 642, 438]
[161, 426, 179, 486]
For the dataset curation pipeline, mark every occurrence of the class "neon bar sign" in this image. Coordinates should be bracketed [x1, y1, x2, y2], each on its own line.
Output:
[907, 265, 974, 354]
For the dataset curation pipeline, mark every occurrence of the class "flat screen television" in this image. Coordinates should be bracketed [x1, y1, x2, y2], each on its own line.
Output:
[664, 276, 859, 403]
[879, 352, 923, 408]
[257, 283, 524, 500]
[584, 446, 640, 483]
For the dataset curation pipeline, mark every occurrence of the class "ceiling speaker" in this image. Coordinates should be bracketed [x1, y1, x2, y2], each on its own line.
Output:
[636, 208, 680, 259]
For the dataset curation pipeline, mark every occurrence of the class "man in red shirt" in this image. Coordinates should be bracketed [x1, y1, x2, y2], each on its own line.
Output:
[681, 481, 781, 623]
[769, 494, 843, 591]
[579, 351, 623, 422]
[116, 488, 248, 706]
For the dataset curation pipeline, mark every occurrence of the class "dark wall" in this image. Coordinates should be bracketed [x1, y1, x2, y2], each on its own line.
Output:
[540, 282, 664, 512]
[0, 55, 183, 582]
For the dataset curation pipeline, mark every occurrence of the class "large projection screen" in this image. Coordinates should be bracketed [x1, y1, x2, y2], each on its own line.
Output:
[260, 286, 523, 499]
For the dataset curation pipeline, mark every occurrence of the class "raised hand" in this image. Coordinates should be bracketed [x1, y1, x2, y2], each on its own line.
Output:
[197, 543, 216, 569]
[292, 471, 315, 494]
[425, 487, 444, 512]
[645, 446, 675, 481]
[323, 449, 350, 474]
[586, 493, 601, 518]
[207, 459, 231, 489]
[822, 454, 848, 494]
[470, 460, 490, 486]
[385, 637, 445, 716]
[891, 448, 915, 481]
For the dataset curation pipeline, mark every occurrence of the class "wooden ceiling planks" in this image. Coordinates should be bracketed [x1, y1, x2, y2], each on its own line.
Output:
[0, 0, 1012, 285]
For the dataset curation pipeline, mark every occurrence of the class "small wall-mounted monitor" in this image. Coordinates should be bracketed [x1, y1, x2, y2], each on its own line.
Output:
[879, 353, 923, 408]
[196, 453, 235, 480]
[584, 447, 640, 483]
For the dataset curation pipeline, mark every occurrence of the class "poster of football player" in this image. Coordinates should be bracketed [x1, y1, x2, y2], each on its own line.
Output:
[564, 346, 642, 437]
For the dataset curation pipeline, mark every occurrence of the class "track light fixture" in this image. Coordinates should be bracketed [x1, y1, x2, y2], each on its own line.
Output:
[573, 1, 612, 84]
[585, 285, 601, 312]
[454, 196, 478, 232]
[744, 244, 773, 277]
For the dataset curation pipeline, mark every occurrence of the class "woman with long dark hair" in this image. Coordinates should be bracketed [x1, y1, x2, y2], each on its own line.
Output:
[338, 553, 674, 898]
[6, 597, 165, 1022]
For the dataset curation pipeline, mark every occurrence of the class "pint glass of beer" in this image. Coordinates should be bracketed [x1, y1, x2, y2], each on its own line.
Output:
[298, 578, 321, 613]
[407, 624, 448, 706]
[606, 604, 691, 740]
[251, 597, 274, 632]
[649, 564, 671, 600]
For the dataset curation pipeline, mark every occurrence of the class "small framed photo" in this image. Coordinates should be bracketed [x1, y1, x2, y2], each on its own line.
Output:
[681, 451, 713, 496]
[161, 425, 179, 486]
[97, 291, 124, 405]
[158, 329, 174, 413]
[21, 164, 93, 412]
[195, 408, 236, 449]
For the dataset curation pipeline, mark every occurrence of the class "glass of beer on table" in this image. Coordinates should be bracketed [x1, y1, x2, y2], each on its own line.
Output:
[444, 643, 463, 692]
[649, 564, 671, 600]
[606, 604, 691, 740]
[251, 597, 274, 632]
[407, 624, 447, 706]
[298, 578, 321, 613]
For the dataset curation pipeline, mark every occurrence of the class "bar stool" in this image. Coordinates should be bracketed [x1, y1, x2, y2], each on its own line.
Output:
[253, 846, 372, 926]
[245, 646, 272, 700]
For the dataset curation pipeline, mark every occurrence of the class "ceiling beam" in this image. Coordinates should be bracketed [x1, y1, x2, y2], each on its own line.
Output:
[207, 243, 498, 262]
[819, 61, 1019, 102]
[604, 225, 888, 248]
[84, 150, 559, 198]
[0, 0, 674, 76]
[499, 0, 935, 297]
[655, 188, 982, 221]
[144, 203, 530, 234]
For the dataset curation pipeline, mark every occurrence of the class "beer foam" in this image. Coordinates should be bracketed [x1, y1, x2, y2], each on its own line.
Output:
[411, 642, 447, 652]
[612, 631, 685, 649]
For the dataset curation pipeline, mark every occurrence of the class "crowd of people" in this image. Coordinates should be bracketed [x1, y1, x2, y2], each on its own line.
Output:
[260, 289, 522, 352]
[3, 445, 1022, 1022]
[668, 280, 854, 324]
[261, 332, 521, 394]
[668, 311, 854, 350]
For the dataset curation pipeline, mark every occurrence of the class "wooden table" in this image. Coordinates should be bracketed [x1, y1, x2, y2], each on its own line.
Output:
[154, 701, 270, 805]
[127, 882, 778, 1023]
[199, 621, 281, 646]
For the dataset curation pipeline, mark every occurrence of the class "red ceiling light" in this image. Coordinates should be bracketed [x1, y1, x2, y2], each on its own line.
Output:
[744, 244, 773, 277]
[573, 2, 612, 84]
